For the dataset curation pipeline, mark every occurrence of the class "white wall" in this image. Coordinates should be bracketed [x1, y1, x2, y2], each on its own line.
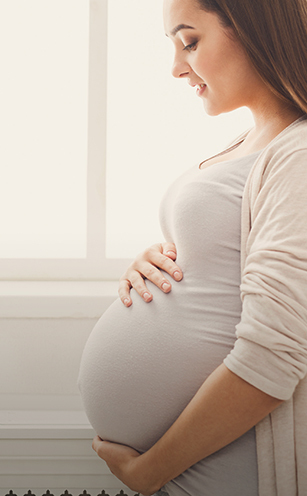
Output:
[0, 287, 130, 493]
[0, 318, 96, 411]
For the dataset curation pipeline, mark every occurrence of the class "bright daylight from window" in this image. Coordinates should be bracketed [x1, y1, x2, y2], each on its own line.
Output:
[0, 0, 89, 258]
[0, 0, 254, 263]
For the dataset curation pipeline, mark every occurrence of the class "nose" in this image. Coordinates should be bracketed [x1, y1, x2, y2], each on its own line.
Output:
[171, 50, 190, 79]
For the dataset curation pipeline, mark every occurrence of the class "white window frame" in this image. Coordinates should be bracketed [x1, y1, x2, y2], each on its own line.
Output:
[0, 0, 254, 320]
[0, 0, 131, 282]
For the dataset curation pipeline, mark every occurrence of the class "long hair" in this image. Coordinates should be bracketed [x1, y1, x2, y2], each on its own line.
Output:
[196, 0, 307, 114]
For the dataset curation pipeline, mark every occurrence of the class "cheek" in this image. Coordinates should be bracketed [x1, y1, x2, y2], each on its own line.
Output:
[192, 55, 212, 80]
[193, 48, 230, 83]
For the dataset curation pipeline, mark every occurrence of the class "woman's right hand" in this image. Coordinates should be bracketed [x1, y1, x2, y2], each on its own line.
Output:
[118, 242, 183, 307]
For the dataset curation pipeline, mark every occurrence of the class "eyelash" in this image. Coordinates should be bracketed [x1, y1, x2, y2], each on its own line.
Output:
[183, 42, 197, 52]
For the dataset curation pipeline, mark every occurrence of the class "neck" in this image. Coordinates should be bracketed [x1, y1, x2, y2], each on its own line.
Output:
[246, 94, 304, 148]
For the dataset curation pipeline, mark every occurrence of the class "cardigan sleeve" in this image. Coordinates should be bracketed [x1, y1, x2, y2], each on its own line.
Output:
[224, 149, 307, 400]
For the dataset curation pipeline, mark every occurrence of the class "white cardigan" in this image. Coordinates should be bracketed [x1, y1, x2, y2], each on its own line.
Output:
[224, 114, 307, 496]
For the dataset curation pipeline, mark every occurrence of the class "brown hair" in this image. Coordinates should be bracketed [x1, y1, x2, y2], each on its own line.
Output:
[196, 0, 307, 113]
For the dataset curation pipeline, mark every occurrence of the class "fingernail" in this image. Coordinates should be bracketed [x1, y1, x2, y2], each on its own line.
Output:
[143, 292, 151, 301]
[162, 282, 171, 291]
[174, 271, 182, 281]
[166, 250, 176, 257]
[123, 298, 130, 306]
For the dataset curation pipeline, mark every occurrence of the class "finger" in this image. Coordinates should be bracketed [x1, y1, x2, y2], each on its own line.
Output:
[119, 268, 154, 304]
[93, 436, 139, 464]
[140, 245, 182, 282]
[147, 252, 183, 283]
[118, 279, 133, 307]
[139, 262, 173, 293]
[162, 242, 177, 260]
[92, 438, 117, 465]
[127, 270, 154, 302]
[118, 242, 183, 306]
[92, 435, 105, 456]
[119, 268, 154, 303]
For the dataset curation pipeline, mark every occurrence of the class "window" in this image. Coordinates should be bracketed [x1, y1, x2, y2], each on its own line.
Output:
[0, 0, 129, 280]
[0, 0, 254, 280]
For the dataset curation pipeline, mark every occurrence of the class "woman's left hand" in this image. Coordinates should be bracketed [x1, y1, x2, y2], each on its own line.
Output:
[92, 436, 158, 496]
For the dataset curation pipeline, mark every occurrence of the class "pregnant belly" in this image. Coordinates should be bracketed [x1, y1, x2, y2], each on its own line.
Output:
[78, 281, 238, 452]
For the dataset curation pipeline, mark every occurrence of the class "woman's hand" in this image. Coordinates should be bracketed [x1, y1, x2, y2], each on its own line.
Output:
[118, 242, 183, 307]
[92, 436, 158, 495]
[92, 366, 283, 494]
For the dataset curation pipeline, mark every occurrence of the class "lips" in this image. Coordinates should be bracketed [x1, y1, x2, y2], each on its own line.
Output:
[188, 81, 205, 88]
[188, 81, 207, 96]
[196, 83, 207, 97]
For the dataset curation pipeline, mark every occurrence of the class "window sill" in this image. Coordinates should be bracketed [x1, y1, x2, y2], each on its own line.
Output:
[0, 281, 119, 319]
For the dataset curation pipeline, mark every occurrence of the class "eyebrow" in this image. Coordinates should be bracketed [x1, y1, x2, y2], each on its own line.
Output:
[166, 24, 195, 37]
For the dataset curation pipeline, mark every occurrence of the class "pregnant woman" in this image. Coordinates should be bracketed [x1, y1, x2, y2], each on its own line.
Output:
[78, 0, 307, 494]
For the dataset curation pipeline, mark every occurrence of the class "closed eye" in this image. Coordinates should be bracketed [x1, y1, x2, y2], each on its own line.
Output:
[183, 42, 197, 52]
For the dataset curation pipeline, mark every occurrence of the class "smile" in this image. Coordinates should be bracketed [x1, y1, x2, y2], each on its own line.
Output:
[196, 83, 207, 96]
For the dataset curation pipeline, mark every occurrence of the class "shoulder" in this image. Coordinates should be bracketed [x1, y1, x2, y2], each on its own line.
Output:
[247, 116, 307, 194]
[272, 113, 306, 150]
[262, 115, 307, 163]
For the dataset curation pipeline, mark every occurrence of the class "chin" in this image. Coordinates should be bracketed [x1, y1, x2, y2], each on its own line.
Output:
[202, 101, 222, 117]
[202, 98, 239, 117]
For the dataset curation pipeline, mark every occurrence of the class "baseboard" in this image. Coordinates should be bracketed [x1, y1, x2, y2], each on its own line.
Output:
[0, 411, 137, 495]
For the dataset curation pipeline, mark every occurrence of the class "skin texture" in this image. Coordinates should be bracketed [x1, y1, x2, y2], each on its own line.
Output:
[93, 0, 303, 492]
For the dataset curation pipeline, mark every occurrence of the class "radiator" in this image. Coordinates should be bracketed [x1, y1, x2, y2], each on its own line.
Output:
[3, 491, 137, 496]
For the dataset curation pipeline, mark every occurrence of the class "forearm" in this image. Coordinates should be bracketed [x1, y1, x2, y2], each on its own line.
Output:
[139, 363, 283, 492]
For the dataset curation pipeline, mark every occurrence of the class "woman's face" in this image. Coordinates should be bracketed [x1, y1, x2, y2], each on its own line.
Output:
[163, 0, 264, 116]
